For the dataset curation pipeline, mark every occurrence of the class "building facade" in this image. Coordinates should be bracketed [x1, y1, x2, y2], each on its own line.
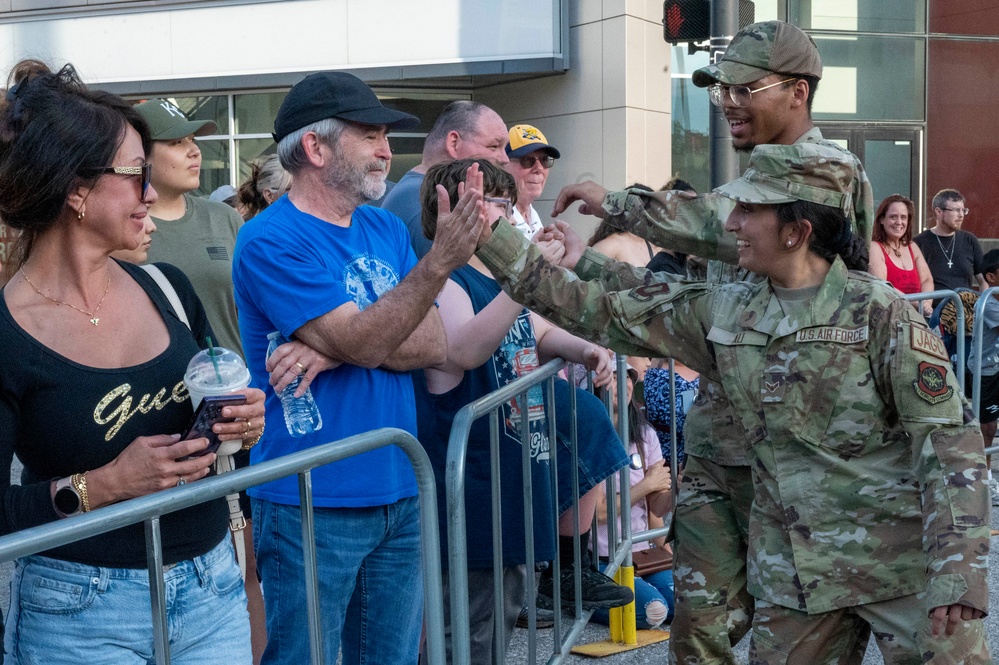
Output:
[1, 0, 997, 268]
[674, 1, 999, 239]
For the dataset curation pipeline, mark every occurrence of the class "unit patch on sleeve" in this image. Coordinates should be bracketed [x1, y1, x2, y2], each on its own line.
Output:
[913, 361, 954, 404]
[630, 283, 671, 301]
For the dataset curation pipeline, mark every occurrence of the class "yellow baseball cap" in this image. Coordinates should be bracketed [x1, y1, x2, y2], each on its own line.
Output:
[506, 124, 561, 159]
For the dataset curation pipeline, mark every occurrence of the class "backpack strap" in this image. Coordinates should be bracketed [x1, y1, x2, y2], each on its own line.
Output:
[139, 263, 247, 578]
[140, 264, 190, 330]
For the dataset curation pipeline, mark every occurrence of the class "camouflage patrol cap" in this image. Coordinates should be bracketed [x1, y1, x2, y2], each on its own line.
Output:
[692, 21, 822, 88]
[714, 143, 854, 213]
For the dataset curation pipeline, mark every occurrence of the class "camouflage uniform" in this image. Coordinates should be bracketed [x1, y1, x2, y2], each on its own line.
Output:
[476, 143, 990, 663]
[594, 21, 874, 661]
[597, 110, 876, 665]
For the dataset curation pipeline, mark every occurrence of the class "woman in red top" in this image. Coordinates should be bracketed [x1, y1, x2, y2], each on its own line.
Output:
[868, 194, 934, 315]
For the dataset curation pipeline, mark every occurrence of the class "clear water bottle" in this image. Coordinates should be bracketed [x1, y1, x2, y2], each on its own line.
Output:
[266, 331, 323, 437]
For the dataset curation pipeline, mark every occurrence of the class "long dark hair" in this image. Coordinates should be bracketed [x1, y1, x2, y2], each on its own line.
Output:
[776, 199, 869, 271]
[0, 60, 151, 271]
[871, 194, 915, 245]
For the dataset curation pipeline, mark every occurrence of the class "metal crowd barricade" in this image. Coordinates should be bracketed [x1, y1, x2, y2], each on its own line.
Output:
[444, 355, 652, 663]
[905, 289, 965, 378]
[0, 428, 445, 665]
[970, 287, 999, 455]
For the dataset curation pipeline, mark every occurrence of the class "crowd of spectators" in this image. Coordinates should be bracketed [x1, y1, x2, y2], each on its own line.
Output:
[0, 17, 997, 665]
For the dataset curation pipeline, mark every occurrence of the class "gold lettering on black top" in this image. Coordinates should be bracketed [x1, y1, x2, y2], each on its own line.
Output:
[93, 381, 189, 441]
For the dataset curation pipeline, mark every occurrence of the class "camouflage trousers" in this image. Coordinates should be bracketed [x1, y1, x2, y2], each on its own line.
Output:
[749, 597, 991, 665]
[668, 455, 754, 665]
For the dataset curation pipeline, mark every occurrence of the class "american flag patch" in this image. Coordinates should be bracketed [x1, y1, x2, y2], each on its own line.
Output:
[207, 246, 229, 261]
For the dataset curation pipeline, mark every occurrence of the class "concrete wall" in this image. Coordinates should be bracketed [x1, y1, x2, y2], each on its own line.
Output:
[476, 0, 671, 242]
[0, 0, 562, 85]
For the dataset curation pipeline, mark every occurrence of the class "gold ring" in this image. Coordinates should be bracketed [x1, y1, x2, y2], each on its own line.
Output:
[243, 420, 250, 434]
[294, 362, 307, 374]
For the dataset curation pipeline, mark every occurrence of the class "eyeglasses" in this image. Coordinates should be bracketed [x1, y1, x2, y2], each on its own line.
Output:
[707, 78, 797, 108]
[941, 206, 970, 216]
[484, 196, 513, 218]
[517, 154, 556, 169]
[93, 164, 153, 199]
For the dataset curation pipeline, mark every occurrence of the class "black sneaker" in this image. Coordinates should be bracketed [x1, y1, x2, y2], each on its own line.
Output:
[536, 566, 634, 611]
[515, 604, 555, 629]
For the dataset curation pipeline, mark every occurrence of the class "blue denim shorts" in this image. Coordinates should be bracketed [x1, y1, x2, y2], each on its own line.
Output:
[4, 536, 250, 665]
[553, 379, 631, 514]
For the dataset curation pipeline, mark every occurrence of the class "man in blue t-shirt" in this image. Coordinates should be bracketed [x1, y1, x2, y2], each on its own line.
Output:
[232, 71, 487, 665]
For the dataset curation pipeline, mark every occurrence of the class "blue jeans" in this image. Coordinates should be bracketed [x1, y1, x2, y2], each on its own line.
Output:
[591, 561, 675, 629]
[252, 495, 423, 665]
[4, 537, 249, 664]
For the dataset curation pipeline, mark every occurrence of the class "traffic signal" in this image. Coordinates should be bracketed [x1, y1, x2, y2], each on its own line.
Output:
[662, 0, 756, 44]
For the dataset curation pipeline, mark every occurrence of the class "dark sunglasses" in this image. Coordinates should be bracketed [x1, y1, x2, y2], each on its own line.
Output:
[517, 154, 555, 169]
[93, 163, 153, 199]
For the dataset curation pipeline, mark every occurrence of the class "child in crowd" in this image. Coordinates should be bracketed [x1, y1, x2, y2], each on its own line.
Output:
[972, 249, 999, 503]
[416, 159, 631, 663]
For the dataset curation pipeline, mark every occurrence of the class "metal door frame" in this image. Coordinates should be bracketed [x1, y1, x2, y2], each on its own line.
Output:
[817, 124, 925, 231]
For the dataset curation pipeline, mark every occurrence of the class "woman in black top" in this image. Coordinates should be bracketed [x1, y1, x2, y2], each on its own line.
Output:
[0, 60, 264, 663]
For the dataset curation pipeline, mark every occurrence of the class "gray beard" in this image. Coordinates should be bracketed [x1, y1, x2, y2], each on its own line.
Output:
[323, 145, 388, 202]
[361, 176, 387, 201]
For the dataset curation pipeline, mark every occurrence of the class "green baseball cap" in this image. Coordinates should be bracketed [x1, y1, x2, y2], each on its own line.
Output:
[713, 143, 854, 213]
[134, 99, 217, 141]
[692, 21, 822, 88]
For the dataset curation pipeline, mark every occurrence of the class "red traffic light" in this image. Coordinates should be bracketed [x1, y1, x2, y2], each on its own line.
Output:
[663, 0, 710, 44]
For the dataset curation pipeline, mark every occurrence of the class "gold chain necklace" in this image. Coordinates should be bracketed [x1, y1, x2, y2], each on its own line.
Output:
[20, 267, 111, 326]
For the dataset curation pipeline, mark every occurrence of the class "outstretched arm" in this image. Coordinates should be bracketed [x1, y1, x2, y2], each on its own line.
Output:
[296, 166, 487, 368]
[475, 219, 719, 379]
[551, 183, 739, 264]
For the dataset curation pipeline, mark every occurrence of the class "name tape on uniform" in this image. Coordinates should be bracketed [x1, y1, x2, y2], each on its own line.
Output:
[795, 326, 869, 344]
[910, 326, 950, 362]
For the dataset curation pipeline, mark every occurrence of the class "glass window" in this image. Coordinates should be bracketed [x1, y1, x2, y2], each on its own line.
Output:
[135, 90, 462, 193]
[790, 1, 925, 33]
[671, 47, 712, 193]
[234, 138, 277, 184]
[811, 35, 925, 122]
[235, 92, 285, 135]
[195, 140, 230, 198]
[167, 95, 229, 134]
[864, 139, 913, 204]
[387, 135, 427, 182]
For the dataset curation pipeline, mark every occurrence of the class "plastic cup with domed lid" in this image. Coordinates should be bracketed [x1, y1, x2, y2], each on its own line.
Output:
[184, 346, 251, 408]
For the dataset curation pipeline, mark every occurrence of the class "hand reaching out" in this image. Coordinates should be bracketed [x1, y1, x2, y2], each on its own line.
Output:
[429, 162, 487, 269]
[582, 345, 614, 388]
[551, 181, 609, 219]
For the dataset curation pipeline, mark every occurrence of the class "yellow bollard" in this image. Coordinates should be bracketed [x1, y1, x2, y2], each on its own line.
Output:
[609, 570, 623, 642]
[620, 565, 637, 645]
[569, 562, 668, 657]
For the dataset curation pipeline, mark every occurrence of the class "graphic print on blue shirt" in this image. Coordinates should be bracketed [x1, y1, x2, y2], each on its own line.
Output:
[494, 312, 549, 462]
[344, 254, 400, 309]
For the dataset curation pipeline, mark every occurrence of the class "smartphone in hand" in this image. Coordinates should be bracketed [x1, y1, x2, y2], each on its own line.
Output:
[177, 394, 247, 461]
